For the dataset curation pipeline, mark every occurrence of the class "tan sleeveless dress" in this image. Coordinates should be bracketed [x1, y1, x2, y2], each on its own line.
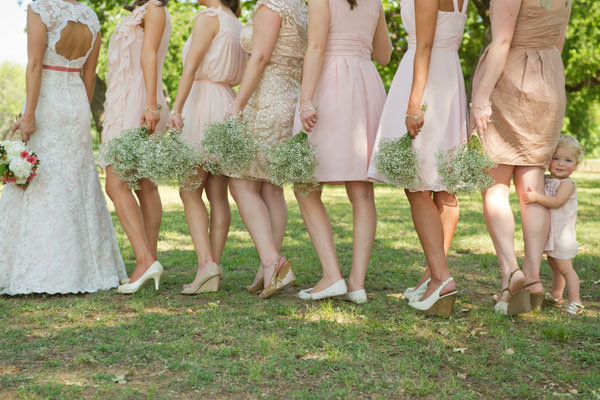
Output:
[472, 0, 571, 168]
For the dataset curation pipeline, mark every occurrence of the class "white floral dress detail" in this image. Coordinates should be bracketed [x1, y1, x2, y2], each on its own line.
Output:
[0, 0, 126, 295]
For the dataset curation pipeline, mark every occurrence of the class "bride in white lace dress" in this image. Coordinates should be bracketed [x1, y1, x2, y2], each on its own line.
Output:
[0, 0, 126, 295]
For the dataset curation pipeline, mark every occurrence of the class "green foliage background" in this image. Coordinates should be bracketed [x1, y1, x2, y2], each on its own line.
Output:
[5, 0, 600, 154]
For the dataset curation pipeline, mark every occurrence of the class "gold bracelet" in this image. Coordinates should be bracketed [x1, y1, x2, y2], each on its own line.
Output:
[144, 104, 162, 115]
[228, 104, 243, 117]
[469, 102, 492, 110]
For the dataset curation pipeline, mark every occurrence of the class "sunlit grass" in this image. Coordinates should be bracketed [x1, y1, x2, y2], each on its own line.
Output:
[0, 169, 598, 399]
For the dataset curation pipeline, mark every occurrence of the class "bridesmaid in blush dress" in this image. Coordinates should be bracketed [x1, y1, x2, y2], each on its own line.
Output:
[470, 0, 572, 315]
[102, 0, 172, 294]
[168, 0, 247, 294]
[368, 0, 469, 316]
[293, 0, 392, 302]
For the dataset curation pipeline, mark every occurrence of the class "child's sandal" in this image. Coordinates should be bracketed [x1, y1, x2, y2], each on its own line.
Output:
[552, 297, 566, 308]
[564, 302, 584, 315]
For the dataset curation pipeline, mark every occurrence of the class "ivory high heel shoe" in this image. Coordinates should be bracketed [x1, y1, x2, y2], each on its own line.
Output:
[494, 269, 531, 316]
[404, 278, 431, 302]
[181, 263, 223, 295]
[298, 279, 347, 301]
[117, 261, 163, 294]
[259, 256, 295, 299]
[408, 277, 457, 317]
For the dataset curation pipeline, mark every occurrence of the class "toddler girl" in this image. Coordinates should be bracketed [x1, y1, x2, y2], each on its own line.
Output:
[522, 134, 584, 315]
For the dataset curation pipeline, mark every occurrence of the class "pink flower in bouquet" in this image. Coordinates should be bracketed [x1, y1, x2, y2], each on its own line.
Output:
[27, 155, 37, 164]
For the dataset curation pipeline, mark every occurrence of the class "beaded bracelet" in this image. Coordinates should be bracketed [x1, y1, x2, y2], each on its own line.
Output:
[469, 102, 492, 110]
[144, 104, 162, 115]
[300, 104, 318, 114]
[169, 110, 182, 118]
[405, 113, 423, 120]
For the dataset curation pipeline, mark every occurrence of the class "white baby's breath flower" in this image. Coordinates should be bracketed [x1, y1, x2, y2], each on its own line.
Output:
[373, 133, 423, 189]
[9, 156, 33, 181]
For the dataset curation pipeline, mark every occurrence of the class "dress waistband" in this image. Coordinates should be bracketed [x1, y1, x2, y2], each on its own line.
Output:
[407, 36, 461, 52]
[43, 65, 82, 72]
[194, 78, 231, 86]
[324, 35, 372, 58]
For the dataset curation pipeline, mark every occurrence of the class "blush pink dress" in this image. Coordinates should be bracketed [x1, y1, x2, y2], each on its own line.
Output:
[180, 7, 247, 151]
[292, 0, 386, 182]
[101, 0, 172, 167]
[544, 176, 578, 259]
[367, 0, 469, 191]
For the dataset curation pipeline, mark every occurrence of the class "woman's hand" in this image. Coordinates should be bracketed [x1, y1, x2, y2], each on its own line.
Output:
[300, 104, 318, 132]
[405, 107, 424, 139]
[141, 106, 161, 133]
[168, 112, 184, 131]
[12, 114, 36, 143]
[224, 104, 243, 121]
[469, 104, 493, 135]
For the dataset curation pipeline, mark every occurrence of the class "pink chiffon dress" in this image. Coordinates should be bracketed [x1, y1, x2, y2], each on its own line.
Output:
[367, 0, 469, 191]
[292, 0, 386, 183]
[101, 0, 172, 167]
[180, 7, 247, 152]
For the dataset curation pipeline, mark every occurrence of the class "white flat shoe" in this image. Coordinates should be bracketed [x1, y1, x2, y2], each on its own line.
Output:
[118, 261, 163, 294]
[404, 278, 430, 302]
[341, 289, 367, 304]
[298, 279, 347, 301]
[408, 277, 457, 317]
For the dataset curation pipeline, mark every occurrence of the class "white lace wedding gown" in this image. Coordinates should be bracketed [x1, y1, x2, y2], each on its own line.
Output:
[0, 0, 126, 295]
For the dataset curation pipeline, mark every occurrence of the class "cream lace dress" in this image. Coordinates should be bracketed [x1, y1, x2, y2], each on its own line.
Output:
[237, 0, 308, 181]
[0, 0, 126, 295]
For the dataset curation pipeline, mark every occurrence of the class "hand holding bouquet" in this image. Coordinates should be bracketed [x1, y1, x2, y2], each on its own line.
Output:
[0, 141, 40, 190]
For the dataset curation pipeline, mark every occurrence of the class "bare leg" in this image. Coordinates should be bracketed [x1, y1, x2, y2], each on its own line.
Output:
[548, 256, 580, 303]
[295, 188, 342, 293]
[482, 164, 524, 301]
[261, 182, 287, 251]
[345, 182, 377, 292]
[105, 166, 156, 283]
[405, 190, 456, 300]
[180, 167, 214, 286]
[229, 178, 280, 286]
[134, 178, 162, 259]
[514, 166, 548, 295]
[413, 192, 459, 287]
[205, 174, 231, 263]
[548, 256, 566, 301]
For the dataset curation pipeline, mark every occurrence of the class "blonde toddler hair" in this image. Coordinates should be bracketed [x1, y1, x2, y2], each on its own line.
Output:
[557, 134, 584, 164]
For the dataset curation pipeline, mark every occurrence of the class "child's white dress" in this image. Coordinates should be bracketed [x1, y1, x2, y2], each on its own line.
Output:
[544, 175, 578, 259]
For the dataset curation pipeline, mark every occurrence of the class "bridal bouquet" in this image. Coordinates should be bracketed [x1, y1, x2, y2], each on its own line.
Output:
[436, 133, 496, 193]
[100, 128, 202, 190]
[372, 105, 426, 189]
[266, 131, 320, 195]
[0, 141, 40, 190]
[200, 119, 257, 176]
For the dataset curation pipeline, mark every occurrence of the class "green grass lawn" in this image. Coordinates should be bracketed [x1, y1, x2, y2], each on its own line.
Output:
[1, 170, 599, 399]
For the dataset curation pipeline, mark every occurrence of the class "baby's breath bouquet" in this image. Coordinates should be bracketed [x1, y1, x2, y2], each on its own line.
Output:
[373, 134, 423, 189]
[146, 130, 203, 190]
[200, 119, 257, 176]
[436, 133, 496, 193]
[372, 104, 427, 189]
[100, 127, 202, 190]
[266, 131, 319, 194]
